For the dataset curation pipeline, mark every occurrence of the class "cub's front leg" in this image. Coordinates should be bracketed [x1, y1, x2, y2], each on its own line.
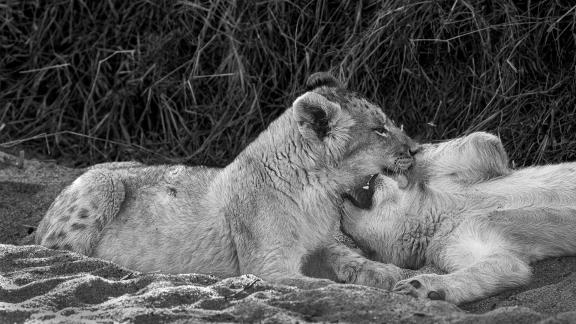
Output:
[322, 243, 417, 289]
[393, 252, 532, 304]
[392, 216, 534, 305]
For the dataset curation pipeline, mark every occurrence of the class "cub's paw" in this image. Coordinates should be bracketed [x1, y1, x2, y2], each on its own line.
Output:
[393, 274, 447, 301]
[354, 261, 404, 290]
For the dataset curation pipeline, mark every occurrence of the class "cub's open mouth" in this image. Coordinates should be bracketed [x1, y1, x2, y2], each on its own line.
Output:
[344, 168, 411, 209]
[343, 174, 378, 209]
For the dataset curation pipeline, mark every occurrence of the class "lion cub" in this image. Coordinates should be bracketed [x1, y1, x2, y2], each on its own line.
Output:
[342, 132, 576, 304]
[35, 73, 419, 288]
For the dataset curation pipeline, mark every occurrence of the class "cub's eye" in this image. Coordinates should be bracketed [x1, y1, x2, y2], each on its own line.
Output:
[373, 127, 389, 137]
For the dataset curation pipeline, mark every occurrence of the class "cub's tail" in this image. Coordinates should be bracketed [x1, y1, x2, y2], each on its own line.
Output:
[35, 168, 126, 256]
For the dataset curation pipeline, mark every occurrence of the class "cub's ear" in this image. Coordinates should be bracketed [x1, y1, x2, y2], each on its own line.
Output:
[293, 92, 341, 141]
[305, 72, 342, 91]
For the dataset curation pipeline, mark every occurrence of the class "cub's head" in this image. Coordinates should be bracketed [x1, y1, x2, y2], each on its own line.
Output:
[293, 72, 419, 187]
[343, 132, 511, 211]
[340, 173, 425, 268]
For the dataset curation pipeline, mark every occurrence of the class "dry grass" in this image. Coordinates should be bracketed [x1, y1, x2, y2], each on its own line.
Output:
[1, 0, 575, 167]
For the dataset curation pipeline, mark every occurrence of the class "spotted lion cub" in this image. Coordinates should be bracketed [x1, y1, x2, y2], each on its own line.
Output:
[35, 73, 419, 288]
[342, 132, 576, 304]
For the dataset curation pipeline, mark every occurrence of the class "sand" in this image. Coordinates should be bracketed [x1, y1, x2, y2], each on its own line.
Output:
[1, 154, 576, 323]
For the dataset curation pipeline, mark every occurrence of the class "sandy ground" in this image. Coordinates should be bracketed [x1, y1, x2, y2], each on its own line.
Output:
[1, 153, 576, 323]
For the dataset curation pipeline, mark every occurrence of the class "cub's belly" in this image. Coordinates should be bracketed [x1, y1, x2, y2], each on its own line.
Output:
[93, 198, 240, 277]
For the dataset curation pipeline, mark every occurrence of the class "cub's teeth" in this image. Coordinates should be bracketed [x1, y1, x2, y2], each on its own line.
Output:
[362, 186, 369, 190]
[368, 174, 378, 185]
[397, 174, 408, 189]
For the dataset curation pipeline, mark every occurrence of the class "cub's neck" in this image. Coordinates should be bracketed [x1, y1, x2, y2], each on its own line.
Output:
[236, 109, 362, 196]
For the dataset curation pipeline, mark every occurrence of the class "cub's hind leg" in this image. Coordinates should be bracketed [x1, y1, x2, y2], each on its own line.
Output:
[432, 132, 511, 184]
[461, 132, 510, 179]
[35, 168, 126, 256]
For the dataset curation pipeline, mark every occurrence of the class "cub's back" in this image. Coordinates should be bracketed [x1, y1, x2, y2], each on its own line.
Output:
[90, 162, 220, 194]
[35, 162, 222, 255]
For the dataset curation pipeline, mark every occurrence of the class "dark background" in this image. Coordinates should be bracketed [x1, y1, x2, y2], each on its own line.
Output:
[1, 0, 575, 167]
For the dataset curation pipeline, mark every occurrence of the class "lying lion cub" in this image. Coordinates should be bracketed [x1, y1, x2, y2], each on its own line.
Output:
[342, 132, 576, 304]
[35, 73, 419, 287]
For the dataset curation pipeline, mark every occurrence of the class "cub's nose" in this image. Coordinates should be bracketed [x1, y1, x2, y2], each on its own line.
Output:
[400, 143, 421, 157]
[409, 144, 422, 156]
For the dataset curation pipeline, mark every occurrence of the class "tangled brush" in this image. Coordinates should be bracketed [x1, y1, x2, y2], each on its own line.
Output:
[1, 0, 575, 167]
